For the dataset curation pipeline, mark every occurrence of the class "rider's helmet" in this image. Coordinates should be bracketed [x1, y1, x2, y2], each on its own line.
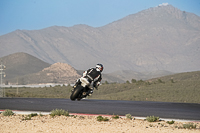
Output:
[96, 64, 103, 72]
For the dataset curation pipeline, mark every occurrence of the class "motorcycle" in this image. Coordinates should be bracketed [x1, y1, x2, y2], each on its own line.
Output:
[70, 77, 95, 101]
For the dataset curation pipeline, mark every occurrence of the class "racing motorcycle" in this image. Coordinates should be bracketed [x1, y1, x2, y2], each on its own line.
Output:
[70, 77, 95, 101]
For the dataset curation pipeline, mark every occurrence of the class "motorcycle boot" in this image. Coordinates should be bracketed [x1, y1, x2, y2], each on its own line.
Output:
[88, 89, 93, 96]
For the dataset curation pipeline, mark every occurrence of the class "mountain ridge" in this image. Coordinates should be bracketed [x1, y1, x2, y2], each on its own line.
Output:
[0, 4, 200, 73]
[1, 52, 50, 79]
[1, 52, 173, 84]
[0, 53, 81, 84]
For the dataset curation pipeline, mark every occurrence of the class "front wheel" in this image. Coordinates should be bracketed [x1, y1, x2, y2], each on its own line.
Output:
[70, 86, 83, 101]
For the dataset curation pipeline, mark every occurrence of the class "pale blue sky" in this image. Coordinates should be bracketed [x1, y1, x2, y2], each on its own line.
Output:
[0, 0, 200, 36]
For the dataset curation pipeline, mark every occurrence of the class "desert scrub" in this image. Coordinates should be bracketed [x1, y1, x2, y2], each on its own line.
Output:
[126, 114, 133, 120]
[166, 120, 175, 124]
[146, 116, 159, 122]
[112, 115, 119, 119]
[22, 113, 38, 121]
[183, 123, 196, 129]
[39, 112, 44, 116]
[79, 116, 85, 119]
[50, 109, 69, 117]
[149, 124, 153, 127]
[97, 116, 109, 122]
[22, 115, 32, 121]
[30, 113, 38, 117]
[2, 109, 14, 116]
[158, 123, 165, 127]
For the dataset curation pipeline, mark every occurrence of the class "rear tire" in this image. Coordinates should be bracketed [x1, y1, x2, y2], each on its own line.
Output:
[70, 86, 83, 101]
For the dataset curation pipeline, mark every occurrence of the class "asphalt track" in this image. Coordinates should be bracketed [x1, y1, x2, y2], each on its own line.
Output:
[0, 98, 200, 121]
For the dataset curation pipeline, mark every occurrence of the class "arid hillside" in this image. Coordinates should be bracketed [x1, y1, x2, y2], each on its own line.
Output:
[1, 52, 50, 79]
[1, 53, 174, 84]
[0, 4, 199, 73]
[1, 53, 80, 84]
[7, 62, 81, 85]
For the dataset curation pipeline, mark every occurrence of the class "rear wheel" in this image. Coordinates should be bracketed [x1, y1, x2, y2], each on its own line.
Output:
[70, 86, 83, 101]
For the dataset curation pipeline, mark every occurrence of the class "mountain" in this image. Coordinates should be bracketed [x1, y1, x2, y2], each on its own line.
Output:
[0, 52, 81, 84]
[1, 53, 172, 84]
[0, 52, 50, 79]
[8, 62, 81, 84]
[147, 70, 200, 85]
[0, 4, 200, 73]
[106, 70, 174, 82]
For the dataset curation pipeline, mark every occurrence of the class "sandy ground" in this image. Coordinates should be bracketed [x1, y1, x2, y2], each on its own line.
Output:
[0, 114, 199, 133]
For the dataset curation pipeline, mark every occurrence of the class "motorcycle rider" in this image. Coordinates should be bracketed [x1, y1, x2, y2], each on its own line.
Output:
[73, 64, 103, 96]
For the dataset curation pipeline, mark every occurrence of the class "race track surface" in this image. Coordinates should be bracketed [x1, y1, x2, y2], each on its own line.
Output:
[0, 98, 200, 120]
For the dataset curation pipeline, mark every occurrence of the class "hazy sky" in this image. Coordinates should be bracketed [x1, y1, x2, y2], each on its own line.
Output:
[1, 0, 200, 36]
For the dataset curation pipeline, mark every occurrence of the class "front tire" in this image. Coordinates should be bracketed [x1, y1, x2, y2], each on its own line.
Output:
[70, 86, 83, 101]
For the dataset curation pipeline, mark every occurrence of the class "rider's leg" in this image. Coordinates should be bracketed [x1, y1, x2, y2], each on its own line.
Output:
[88, 88, 93, 96]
